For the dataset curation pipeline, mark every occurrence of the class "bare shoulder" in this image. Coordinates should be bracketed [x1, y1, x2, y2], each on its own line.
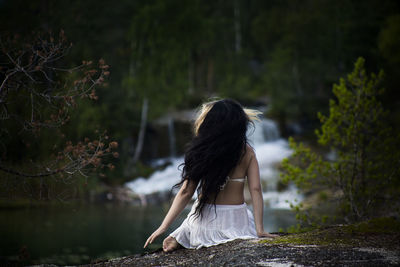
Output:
[245, 144, 256, 158]
[244, 144, 256, 164]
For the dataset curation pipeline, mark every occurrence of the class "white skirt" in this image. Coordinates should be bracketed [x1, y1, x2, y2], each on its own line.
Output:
[169, 200, 258, 249]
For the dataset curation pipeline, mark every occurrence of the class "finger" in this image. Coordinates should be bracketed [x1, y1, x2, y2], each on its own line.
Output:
[144, 238, 150, 248]
[149, 233, 157, 244]
[143, 235, 153, 248]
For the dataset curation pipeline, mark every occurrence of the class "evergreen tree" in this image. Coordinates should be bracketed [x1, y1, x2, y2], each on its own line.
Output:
[282, 57, 400, 223]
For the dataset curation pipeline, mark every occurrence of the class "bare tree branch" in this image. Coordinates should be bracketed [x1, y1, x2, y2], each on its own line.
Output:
[0, 31, 117, 200]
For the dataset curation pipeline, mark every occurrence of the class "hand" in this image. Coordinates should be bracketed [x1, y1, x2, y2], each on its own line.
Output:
[144, 227, 166, 248]
[257, 231, 279, 238]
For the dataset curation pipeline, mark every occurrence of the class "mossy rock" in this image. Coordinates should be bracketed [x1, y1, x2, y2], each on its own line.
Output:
[261, 217, 400, 248]
[343, 217, 400, 234]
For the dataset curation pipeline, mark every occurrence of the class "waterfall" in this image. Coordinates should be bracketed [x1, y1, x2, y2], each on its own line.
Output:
[126, 117, 303, 209]
[261, 119, 280, 141]
[246, 119, 303, 208]
[248, 119, 280, 145]
[249, 119, 290, 191]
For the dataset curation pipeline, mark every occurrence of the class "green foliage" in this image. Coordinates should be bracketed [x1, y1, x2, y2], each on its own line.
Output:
[282, 57, 400, 224]
[378, 14, 400, 66]
[1, 0, 399, 189]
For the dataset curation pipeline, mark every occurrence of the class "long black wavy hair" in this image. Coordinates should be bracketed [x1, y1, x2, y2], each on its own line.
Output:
[176, 99, 259, 218]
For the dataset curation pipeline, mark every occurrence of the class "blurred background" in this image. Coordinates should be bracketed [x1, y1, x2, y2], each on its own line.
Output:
[1, 0, 399, 265]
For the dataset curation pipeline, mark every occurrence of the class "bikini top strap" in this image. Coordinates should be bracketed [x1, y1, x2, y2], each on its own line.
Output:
[220, 176, 246, 190]
[227, 176, 246, 183]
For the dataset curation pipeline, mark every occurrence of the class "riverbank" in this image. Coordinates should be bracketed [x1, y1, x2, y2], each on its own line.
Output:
[73, 217, 400, 266]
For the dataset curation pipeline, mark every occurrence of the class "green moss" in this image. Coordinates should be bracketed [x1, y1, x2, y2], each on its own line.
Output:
[260, 228, 354, 246]
[285, 224, 314, 234]
[261, 217, 400, 247]
[343, 217, 400, 234]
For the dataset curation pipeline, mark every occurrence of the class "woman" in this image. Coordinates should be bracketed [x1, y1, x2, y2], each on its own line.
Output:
[144, 99, 277, 252]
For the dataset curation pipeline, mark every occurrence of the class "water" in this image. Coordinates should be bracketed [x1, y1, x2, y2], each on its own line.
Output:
[0, 204, 185, 265]
[0, 204, 295, 265]
[1, 117, 300, 265]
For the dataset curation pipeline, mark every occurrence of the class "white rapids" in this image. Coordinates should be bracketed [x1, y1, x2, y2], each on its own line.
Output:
[126, 118, 303, 209]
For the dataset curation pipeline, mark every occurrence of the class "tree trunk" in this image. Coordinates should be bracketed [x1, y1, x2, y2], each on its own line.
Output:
[133, 98, 148, 163]
[234, 0, 241, 53]
[188, 50, 194, 94]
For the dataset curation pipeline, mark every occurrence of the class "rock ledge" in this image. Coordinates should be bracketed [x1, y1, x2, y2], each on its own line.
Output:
[84, 238, 399, 267]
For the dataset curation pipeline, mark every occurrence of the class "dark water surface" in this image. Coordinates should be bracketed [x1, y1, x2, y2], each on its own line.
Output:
[0, 203, 296, 265]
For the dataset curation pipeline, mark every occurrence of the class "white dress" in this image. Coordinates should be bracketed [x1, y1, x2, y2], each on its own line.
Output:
[169, 199, 258, 249]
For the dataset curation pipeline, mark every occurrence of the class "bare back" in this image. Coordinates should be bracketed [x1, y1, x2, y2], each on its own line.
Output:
[207, 145, 256, 205]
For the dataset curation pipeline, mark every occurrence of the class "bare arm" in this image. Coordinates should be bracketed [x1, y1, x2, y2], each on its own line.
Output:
[144, 179, 197, 248]
[247, 150, 277, 238]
